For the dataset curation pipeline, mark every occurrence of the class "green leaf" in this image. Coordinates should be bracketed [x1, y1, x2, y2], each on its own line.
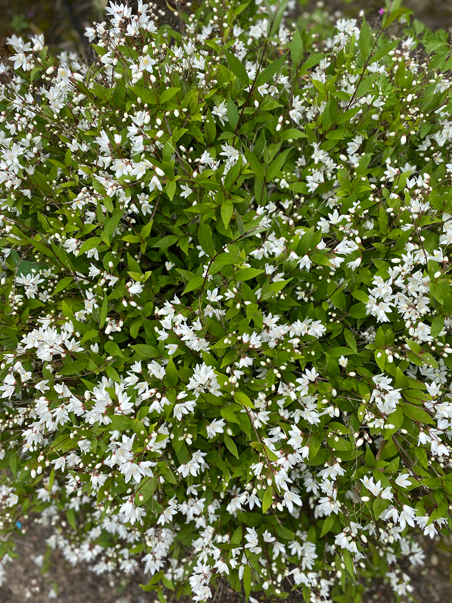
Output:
[136, 477, 156, 505]
[160, 87, 180, 104]
[54, 276, 73, 295]
[62, 300, 74, 319]
[198, 221, 216, 257]
[383, 7, 409, 29]
[235, 268, 264, 281]
[153, 235, 179, 249]
[215, 542, 243, 551]
[104, 340, 124, 358]
[205, 110, 216, 143]
[243, 564, 251, 602]
[131, 344, 159, 358]
[165, 180, 177, 201]
[99, 295, 108, 328]
[224, 50, 249, 86]
[322, 96, 338, 131]
[349, 303, 367, 318]
[290, 29, 303, 65]
[16, 260, 47, 277]
[224, 435, 239, 459]
[375, 327, 385, 348]
[320, 515, 336, 537]
[79, 237, 102, 256]
[221, 199, 234, 229]
[109, 415, 133, 431]
[422, 353, 438, 369]
[165, 357, 178, 387]
[395, 367, 409, 389]
[48, 467, 55, 492]
[344, 329, 357, 353]
[415, 448, 428, 469]
[183, 276, 205, 294]
[373, 498, 390, 520]
[365, 446, 375, 467]
[262, 486, 273, 513]
[358, 17, 372, 61]
[59, 359, 88, 376]
[227, 96, 239, 130]
[106, 365, 121, 383]
[330, 288, 346, 311]
[66, 508, 77, 530]
[140, 571, 164, 591]
[342, 550, 355, 577]
[244, 148, 265, 181]
[105, 211, 123, 238]
[402, 404, 434, 425]
[266, 148, 292, 182]
[130, 318, 142, 339]
[140, 221, 153, 240]
[255, 54, 286, 88]
[81, 329, 99, 344]
[221, 406, 240, 425]
[351, 289, 369, 303]
[235, 391, 254, 408]
[431, 315, 444, 338]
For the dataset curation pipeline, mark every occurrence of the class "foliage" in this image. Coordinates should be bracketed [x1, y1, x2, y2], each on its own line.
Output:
[0, 0, 452, 601]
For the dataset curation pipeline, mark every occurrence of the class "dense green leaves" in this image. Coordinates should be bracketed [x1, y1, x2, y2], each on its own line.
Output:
[1, 2, 452, 603]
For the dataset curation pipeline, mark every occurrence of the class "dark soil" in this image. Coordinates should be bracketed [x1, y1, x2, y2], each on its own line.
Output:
[0, 0, 186, 58]
[302, 0, 452, 32]
[0, 520, 155, 603]
[0, 0, 451, 60]
[0, 517, 451, 603]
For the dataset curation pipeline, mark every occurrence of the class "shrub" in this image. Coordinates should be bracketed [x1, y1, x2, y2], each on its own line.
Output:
[1, 0, 452, 600]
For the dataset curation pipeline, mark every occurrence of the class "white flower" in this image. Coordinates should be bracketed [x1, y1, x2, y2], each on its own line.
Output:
[180, 183, 193, 198]
[63, 238, 79, 254]
[206, 419, 225, 438]
[395, 474, 412, 489]
[139, 54, 156, 72]
[206, 288, 223, 302]
[338, 355, 348, 367]
[187, 363, 221, 398]
[212, 101, 228, 125]
[284, 489, 302, 512]
[298, 254, 312, 271]
[398, 504, 416, 529]
[165, 343, 178, 355]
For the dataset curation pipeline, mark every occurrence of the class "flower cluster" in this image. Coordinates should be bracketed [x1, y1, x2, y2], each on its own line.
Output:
[1, 1, 452, 601]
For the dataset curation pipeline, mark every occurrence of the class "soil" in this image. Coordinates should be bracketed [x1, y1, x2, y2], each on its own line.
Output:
[0, 516, 451, 603]
[0, 0, 451, 60]
[302, 0, 452, 32]
[0, 520, 155, 603]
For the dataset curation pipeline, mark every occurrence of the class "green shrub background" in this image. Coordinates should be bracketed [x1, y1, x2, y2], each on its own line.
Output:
[1, 1, 452, 601]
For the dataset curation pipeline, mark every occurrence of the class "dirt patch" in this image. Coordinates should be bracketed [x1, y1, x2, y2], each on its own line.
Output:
[0, 520, 155, 603]
[1, 517, 451, 603]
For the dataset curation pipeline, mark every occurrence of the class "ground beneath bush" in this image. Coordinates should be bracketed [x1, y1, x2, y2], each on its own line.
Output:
[0, 0, 451, 59]
[0, 521, 153, 603]
[0, 518, 451, 602]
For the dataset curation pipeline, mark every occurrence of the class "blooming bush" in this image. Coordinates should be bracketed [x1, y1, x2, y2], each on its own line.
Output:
[1, 0, 452, 600]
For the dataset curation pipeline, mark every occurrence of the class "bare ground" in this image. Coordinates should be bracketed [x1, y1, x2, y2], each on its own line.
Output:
[0, 517, 451, 603]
